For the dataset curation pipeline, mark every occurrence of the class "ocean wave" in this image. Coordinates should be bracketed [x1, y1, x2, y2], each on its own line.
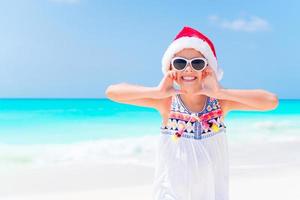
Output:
[1, 131, 300, 170]
[252, 120, 299, 129]
[0, 135, 159, 169]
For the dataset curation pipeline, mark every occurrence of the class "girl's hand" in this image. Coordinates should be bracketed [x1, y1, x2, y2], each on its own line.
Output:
[156, 71, 187, 98]
[196, 66, 222, 98]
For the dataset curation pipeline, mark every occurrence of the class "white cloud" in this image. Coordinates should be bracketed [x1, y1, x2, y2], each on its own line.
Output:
[208, 15, 271, 32]
[49, 0, 80, 4]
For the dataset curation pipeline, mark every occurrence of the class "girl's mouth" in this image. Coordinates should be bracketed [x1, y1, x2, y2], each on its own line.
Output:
[181, 76, 197, 82]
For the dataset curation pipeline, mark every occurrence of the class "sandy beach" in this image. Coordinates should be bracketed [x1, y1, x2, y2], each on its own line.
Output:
[1, 138, 300, 200]
[1, 163, 300, 200]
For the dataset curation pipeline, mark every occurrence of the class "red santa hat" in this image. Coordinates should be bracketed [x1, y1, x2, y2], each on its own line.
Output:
[161, 26, 224, 81]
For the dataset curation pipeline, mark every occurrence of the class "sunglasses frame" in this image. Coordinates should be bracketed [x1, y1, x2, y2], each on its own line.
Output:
[171, 56, 208, 72]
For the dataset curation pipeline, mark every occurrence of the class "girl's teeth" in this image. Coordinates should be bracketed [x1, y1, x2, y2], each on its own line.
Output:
[182, 76, 196, 80]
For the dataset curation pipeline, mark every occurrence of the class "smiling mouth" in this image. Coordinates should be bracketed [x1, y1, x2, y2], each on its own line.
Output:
[181, 76, 197, 82]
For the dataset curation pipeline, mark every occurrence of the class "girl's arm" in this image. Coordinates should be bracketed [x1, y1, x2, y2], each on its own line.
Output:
[105, 71, 185, 110]
[105, 83, 163, 109]
[217, 88, 279, 112]
[199, 67, 279, 113]
[106, 83, 160, 101]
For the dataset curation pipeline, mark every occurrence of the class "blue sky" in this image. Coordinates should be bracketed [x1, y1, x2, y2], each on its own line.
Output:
[0, 0, 299, 99]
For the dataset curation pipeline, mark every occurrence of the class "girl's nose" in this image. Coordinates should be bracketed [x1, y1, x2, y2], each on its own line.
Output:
[184, 63, 193, 72]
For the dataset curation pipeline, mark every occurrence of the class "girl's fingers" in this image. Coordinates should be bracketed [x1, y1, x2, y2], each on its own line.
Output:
[207, 68, 214, 75]
[172, 71, 176, 80]
[167, 71, 172, 78]
[174, 71, 179, 81]
[167, 71, 173, 80]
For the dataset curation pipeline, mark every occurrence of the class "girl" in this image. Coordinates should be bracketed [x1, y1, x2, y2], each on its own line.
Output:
[105, 26, 278, 200]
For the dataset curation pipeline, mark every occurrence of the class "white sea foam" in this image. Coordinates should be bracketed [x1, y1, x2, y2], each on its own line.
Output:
[0, 135, 159, 169]
[0, 131, 299, 171]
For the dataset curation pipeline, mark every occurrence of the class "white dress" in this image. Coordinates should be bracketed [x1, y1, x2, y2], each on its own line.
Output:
[152, 94, 229, 200]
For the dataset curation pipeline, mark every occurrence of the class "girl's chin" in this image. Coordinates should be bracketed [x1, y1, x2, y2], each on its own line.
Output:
[179, 85, 199, 93]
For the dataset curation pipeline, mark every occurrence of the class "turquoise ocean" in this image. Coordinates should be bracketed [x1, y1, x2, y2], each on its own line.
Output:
[0, 98, 299, 169]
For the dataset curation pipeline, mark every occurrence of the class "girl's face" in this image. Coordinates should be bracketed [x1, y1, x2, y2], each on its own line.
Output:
[169, 48, 208, 92]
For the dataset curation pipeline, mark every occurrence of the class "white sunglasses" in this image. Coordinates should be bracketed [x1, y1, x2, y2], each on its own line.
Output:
[171, 57, 208, 71]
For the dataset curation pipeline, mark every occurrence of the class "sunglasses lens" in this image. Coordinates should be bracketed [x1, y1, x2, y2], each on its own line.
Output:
[173, 59, 187, 70]
[191, 59, 206, 70]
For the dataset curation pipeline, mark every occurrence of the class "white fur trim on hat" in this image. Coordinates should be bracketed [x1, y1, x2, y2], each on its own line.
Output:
[161, 36, 224, 81]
